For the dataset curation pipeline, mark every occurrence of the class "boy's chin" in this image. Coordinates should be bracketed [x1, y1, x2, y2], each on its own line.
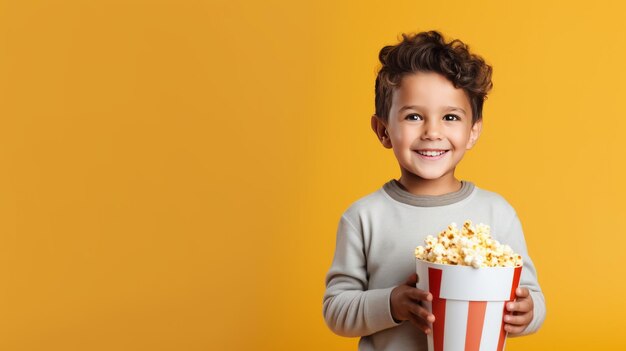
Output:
[405, 173, 448, 181]
[402, 167, 453, 181]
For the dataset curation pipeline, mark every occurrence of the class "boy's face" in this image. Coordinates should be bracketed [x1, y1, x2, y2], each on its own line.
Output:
[374, 71, 482, 182]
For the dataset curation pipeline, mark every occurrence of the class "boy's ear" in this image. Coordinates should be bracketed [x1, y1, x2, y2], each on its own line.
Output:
[371, 115, 392, 149]
[466, 119, 483, 150]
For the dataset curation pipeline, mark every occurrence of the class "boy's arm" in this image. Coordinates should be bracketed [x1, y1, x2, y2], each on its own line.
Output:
[322, 215, 402, 337]
[503, 213, 547, 336]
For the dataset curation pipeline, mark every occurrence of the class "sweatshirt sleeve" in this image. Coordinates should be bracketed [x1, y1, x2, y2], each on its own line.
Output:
[501, 212, 547, 336]
[322, 214, 402, 337]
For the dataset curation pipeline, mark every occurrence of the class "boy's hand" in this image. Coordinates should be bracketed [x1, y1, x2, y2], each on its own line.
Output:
[390, 273, 435, 334]
[504, 287, 534, 336]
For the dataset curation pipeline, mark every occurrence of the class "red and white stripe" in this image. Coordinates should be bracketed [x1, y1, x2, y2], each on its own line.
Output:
[416, 261, 522, 351]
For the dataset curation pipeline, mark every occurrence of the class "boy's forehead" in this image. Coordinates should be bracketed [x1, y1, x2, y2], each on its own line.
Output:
[392, 72, 470, 109]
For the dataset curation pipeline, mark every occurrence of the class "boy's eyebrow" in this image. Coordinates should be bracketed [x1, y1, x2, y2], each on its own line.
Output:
[399, 105, 467, 115]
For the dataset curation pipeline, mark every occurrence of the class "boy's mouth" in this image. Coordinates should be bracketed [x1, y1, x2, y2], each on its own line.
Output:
[415, 149, 449, 157]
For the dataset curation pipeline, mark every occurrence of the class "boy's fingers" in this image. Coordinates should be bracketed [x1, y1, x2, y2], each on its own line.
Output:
[410, 289, 432, 302]
[405, 273, 418, 286]
[507, 297, 533, 313]
[516, 287, 530, 298]
[504, 323, 526, 335]
[503, 313, 531, 326]
[408, 303, 435, 323]
[408, 314, 432, 334]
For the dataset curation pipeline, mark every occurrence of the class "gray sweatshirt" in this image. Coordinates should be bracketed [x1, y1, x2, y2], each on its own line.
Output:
[323, 180, 546, 350]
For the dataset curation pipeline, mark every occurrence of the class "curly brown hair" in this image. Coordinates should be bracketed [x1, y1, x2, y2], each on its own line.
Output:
[374, 30, 493, 125]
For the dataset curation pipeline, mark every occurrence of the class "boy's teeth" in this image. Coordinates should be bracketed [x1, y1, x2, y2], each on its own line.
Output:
[418, 150, 446, 156]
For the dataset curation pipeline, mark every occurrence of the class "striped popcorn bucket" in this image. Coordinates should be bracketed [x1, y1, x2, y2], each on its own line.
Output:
[415, 259, 522, 351]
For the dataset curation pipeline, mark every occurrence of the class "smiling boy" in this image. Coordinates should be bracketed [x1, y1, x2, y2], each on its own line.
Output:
[375, 72, 480, 196]
[323, 31, 546, 351]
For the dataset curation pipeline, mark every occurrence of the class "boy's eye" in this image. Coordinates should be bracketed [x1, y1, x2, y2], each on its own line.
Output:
[444, 114, 460, 121]
[405, 114, 422, 121]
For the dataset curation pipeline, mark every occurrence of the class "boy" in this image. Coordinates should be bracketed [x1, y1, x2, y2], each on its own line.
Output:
[322, 31, 546, 350]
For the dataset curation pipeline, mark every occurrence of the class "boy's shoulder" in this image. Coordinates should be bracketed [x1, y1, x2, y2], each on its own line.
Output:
[341, 185, 389, 218]
[473, 184, 513, 205]
[473, 184, 519, 217]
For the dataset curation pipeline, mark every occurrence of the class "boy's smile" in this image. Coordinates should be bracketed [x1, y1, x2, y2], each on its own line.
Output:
[372, 71, 482, 195]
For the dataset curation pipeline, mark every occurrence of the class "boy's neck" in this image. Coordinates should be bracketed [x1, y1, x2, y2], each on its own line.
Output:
[397, 170, 462, 196]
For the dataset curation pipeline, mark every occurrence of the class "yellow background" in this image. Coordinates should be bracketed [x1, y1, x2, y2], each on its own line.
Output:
[1, 0, 625, 350]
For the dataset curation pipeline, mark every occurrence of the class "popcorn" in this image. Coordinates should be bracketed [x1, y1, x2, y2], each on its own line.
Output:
[414, 220, 523, 268]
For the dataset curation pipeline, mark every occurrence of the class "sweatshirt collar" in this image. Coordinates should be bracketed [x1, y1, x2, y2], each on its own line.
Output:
[382, 179, 475, 207]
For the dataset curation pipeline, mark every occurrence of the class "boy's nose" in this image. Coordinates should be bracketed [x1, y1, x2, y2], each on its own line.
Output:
[421, 120, 443, 140]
